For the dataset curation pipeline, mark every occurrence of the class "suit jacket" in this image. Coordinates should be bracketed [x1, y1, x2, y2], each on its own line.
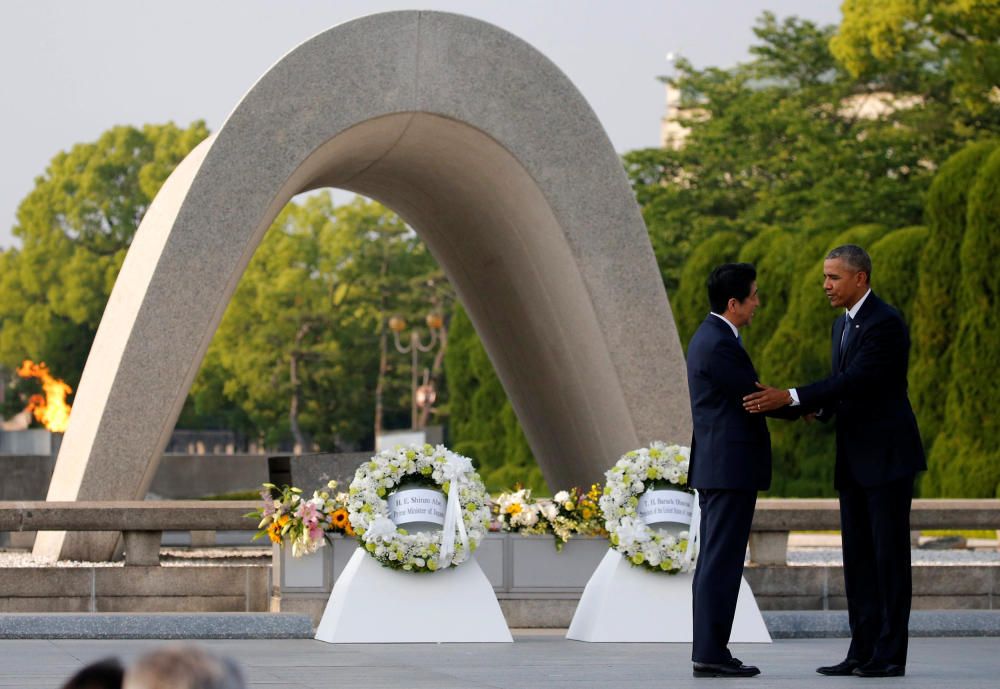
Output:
[796, 293, 925, 488]
[687, 315, 796, 491]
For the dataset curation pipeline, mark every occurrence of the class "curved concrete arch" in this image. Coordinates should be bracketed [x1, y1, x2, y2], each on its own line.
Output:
[36, 11, 691, 561]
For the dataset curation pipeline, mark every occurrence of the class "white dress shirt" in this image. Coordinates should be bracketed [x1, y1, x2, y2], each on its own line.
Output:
[710, 311, 740, 339]
[788, 288, 872, 406]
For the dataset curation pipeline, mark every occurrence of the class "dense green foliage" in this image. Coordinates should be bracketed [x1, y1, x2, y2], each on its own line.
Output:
[910, 141, 998, 445]
[0, 122, 209, 392]
[187, 195, 451, 450]
[0, 123, 451, 450]
[625, 9, 998, 496]
[867, 225, 928, 322]
[923, 146, 1000, 497]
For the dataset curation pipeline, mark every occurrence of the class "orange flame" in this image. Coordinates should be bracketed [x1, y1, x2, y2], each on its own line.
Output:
[16, 360, 73, 433]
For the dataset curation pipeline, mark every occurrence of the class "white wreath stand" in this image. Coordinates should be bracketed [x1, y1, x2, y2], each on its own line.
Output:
[566, 549, 770, 642]
[315, 547, 513, 643]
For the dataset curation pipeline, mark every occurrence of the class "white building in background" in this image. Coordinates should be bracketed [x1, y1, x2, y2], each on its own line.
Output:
[660, 83, 689, 150]
[659, 81, 923, 150]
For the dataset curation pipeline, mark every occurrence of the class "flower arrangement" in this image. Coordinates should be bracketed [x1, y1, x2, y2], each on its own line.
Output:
[250, 481, 353, 557]
[600, 441, 697, 573]
[347, 444, 491, 573]
[493, 484, 607, 550]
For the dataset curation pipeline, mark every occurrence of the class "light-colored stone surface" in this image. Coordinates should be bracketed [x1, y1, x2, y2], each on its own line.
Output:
[0, 613, 311, 639]
[39, 11, 691, 562]
[3, 501, 259, 532]
[122, 531, 161, 566]
[750, 531, 790, 565]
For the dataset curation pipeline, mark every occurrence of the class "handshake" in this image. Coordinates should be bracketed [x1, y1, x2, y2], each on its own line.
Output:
[742, 382, 816, 422]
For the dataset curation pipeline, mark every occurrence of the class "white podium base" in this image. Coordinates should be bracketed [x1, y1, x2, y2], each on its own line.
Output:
[566, 549, 771, 642]
[315, 548, 513, 643]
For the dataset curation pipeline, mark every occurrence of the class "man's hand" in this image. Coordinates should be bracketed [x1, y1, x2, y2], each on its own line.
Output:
[743, 382, 792, 414]
[802, 412, 817, 424]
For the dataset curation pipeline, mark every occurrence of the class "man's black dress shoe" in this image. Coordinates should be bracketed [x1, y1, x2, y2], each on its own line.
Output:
[693, 658, 761, 678]
[816, 658, 862, 676]
[853, 662, 905, 677]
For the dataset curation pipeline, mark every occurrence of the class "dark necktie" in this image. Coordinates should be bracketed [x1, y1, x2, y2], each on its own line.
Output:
[840, 315, 853, 354]
[736, 334, 744, 349]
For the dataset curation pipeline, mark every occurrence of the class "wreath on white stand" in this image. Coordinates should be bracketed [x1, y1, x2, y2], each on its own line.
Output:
[599, 441, 699, 574]
[347, 444, 490, 573]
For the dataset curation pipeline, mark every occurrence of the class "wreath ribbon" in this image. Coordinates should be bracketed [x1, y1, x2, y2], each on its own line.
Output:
[438, 455, 470, 569]
[682, 489, 700, 567]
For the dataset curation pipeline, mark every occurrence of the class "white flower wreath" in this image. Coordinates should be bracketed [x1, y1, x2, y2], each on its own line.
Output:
[347, 444, 491, 573]
[599, 441, 698, 574]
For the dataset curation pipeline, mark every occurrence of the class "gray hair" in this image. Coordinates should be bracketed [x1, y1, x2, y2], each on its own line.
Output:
[123, 645, 244, 689]
[826, 244, 872, 283]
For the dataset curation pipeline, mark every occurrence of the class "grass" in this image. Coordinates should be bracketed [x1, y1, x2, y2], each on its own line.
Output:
[198, 490, 261, 501]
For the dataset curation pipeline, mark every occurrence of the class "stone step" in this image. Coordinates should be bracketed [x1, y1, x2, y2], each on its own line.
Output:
[0, 612, 312, 639]
[764, 610, 1000, 638]
[2, 610, 998, 640]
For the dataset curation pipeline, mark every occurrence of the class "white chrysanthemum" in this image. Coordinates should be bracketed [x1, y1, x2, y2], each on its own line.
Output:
[604, 442, 695, 574]
[347, 444, 489, 573]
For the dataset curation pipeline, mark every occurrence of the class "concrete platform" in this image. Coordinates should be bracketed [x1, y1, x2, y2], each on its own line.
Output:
[0, 613, 312, 639]
[764, 610, 1000, 638]
[0, 635, 998, 688]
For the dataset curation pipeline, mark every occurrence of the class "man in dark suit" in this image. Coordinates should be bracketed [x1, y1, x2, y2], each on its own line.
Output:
[743, 245, 925, 678]
[687, 263, 797, 678]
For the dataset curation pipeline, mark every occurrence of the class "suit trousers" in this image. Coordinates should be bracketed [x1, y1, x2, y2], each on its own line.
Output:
[691, 488, 757, 663]
[839, 474, 914, 666]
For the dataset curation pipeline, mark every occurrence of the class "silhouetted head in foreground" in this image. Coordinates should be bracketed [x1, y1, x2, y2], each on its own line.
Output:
[61, 658, 125, 689]
[123, 645, 245, 689]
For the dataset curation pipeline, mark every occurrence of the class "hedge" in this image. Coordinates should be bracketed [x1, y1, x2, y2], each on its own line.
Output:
[910, 140, 999, 447]
[924, 145, 1000, 497]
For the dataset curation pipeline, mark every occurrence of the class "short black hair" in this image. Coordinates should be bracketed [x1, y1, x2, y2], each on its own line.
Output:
[61, 658, 124, 689]
[707, 263, 757, 314]
[826, 244, 872, 283]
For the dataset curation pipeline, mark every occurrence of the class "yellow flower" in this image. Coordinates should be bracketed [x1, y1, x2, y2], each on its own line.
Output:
[267, 521, 282, 543]
[506, 503, 523, 515]
[330, 508, 349, 531]
[582, 508, 593, 520]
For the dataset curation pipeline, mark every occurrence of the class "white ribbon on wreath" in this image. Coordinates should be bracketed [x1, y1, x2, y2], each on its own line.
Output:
[437, 452, 471, 568]
[682, 489, 700, 567]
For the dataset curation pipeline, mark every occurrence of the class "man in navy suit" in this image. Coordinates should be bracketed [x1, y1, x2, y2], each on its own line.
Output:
[744, 245, 925, 678]
[687, 263, 798, 678]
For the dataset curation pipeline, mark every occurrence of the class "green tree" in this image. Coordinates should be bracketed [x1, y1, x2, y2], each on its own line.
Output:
[626, 12, 956, 303]
[0, 122, 209, 397]
[909, 140, 998, 445]
[867, 225, 929, 322]
[923, 146, 1000, 496]
[736, 227, 809, 362]
[192, 195, 451, 450]
[831, 0, 1000, 122]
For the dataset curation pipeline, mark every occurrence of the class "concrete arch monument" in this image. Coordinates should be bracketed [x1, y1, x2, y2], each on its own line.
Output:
[37, 11, 691, 561]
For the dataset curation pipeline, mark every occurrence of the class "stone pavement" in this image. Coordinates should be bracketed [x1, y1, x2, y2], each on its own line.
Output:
[1, 633, 998, 689]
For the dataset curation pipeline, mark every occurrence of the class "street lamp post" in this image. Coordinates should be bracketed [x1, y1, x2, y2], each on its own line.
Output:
[388, 313, 444, 429]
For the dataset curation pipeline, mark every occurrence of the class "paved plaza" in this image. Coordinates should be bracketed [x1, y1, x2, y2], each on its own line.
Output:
[1, 633, 998, 689]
